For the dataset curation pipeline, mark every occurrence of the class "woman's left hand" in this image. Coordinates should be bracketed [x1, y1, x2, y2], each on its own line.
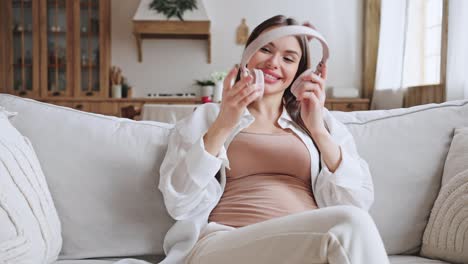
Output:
[295, 64, 328, 135]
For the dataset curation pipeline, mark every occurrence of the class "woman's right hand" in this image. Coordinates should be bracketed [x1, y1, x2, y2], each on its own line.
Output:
[203, 66, 261, 157]
[215, 66, 261, 130]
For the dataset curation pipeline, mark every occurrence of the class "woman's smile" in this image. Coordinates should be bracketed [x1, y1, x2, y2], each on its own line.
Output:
[260, 68, 282, 84]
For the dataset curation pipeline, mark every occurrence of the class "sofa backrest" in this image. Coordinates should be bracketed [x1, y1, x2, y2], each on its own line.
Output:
[332, 100, 468, 255]
[0, 94, 175, 259]
[3, 94, 468, 258]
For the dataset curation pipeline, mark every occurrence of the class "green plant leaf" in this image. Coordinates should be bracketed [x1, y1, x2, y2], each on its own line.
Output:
[149, 0, 197, 21]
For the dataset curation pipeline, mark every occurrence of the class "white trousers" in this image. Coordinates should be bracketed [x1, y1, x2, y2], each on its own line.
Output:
[187, 206, 389, 264]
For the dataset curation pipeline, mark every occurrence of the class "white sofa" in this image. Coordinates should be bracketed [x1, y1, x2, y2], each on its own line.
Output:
[1, 93, 467, 264]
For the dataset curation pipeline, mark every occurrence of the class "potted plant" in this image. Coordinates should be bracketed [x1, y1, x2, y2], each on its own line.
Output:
[211, 71, 227, 103]
[149, 0, 198, 21]
[195, 79, 215, 103]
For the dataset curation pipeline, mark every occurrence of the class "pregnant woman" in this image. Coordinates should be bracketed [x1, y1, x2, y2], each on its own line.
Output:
[158, 15, 389, 264]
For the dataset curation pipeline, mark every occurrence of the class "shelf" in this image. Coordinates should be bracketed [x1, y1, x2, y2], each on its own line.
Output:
[47, 30, 67, 34]
[48, 64, 66, 68]
[131, 0, 211, 63]
[14, 63, 33, 67]
[80, 32, 99, 38]
[11, 89, 32, 95]
[133, 20, 211, 63]
[13, 30, 33, 34]
[46, 5, 65, 9]
[81, 64, 98, 68]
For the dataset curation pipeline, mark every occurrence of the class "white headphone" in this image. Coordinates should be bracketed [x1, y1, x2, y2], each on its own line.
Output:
[239, 25, 330, 98]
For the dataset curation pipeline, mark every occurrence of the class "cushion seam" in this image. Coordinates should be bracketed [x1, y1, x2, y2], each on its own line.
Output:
[341, 101, 468, 126]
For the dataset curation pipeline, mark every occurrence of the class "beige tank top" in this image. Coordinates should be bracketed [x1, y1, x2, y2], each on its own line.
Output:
[208, 131, 318, 228]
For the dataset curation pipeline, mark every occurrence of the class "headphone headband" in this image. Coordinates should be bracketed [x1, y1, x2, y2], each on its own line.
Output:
[240, 25, 330, 71]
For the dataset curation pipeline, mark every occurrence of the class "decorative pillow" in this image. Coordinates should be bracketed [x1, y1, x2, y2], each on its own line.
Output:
[421, 127, 468, 263]
[0, 106, 62, 263]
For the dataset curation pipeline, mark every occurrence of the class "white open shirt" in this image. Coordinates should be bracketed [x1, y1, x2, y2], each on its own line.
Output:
[158, 103, 374, 264]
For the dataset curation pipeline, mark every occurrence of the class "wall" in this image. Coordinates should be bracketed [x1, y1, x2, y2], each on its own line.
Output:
[111, 0, 363, 97]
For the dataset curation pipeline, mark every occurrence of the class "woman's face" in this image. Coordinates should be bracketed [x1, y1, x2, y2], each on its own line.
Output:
[247, 33, 302, 96]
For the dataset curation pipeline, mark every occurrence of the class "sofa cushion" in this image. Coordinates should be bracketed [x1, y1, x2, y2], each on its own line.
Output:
[389, 255, 450, 263]
[421, 127, 468, 263]
[0, 106, 62, 263]
[53, 261, 115, 264]
[0, 94, 174, 259]
[52, 255, 451, 264]
[51, 255, 451, 264]
[53, 255, 164, 264]
[440, 127, 468, 186]
[332, 100, 468, 255]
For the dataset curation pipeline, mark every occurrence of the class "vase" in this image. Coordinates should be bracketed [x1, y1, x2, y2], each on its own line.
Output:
[112, 85, 122, 98]
[200, 85, 214, 98]
[213, 81, 223, 103]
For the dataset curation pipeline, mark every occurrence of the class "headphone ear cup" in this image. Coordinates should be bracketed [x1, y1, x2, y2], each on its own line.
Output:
[315, 62, 325, 77]
[252, 69, 264, 98]
[290, 69, 314, 98]
[241, 67, 250, 78]
[290, 79, 302, 98]
[291, 63, 326, 98]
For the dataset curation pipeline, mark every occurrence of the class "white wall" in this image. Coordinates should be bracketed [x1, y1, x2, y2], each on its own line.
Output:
[111, 0, 363, 97]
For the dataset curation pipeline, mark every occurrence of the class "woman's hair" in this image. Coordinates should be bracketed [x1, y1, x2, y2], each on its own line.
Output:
[237, 15, 312, 137]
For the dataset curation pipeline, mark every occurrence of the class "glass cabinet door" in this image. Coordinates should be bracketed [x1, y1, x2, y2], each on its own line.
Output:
[41, 0, 73, 97]
[75, 0, 110, 98]
[4, 0, 40, 97]
[78, 0, 100, 97]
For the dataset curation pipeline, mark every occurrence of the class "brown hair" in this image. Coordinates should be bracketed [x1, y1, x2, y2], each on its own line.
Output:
[237, 15, 313, 137]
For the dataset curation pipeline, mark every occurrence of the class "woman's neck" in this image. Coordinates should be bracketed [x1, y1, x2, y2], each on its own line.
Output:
[247, 93, 284, 122]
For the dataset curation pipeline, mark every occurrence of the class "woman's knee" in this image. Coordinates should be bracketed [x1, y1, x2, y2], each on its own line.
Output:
[328, 205, 375, 230]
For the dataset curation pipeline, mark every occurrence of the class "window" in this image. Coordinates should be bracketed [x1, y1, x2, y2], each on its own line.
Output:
[403, 0, 443, 87]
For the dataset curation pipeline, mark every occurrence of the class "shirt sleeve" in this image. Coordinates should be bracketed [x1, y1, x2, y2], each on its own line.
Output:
[313, 109, 374, 210]
[158, 104, 227, 220]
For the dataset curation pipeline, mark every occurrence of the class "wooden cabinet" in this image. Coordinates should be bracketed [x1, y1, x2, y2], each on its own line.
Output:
[87, 102, 115, 115]
[0, 0, 110, 98]
[327, 98, 370, 111]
